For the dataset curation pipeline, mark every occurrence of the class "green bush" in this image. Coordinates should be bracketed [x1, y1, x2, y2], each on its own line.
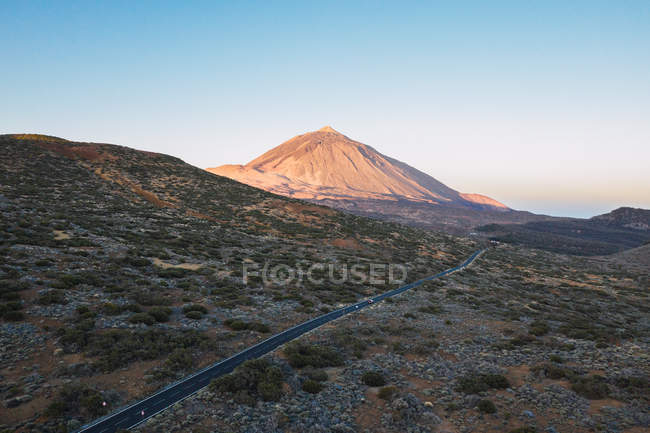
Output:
[456, 373, 510, 394]
[86, 329, 210, 372]
[158, 267, 189, 278]
[418, 304, 442, 314]
[164, 348, 194, 373]
[477, 399, 496, 413]
[378, 386, 397, 400]
[304, 369, 328, 382]
[185, 311, 203, 320]
[44, 383, 108, 420]
[149, 306, 172, 322]
[3, 310, 25, 321]
[210, 359, 284, 405]
[302, 379, 323, 394]
[0, 292, 21, 301]
[223, 318, 270, 333]
[132, 292, 172, 306]
[183, 304, 208, 314]
[38, 290, 67, 305]
[284, 342, 344, 369]
[361, 371, 386, 387]
[532, 363, 570, 380]
[529, 320, 549, 336]
[129, 313, 155, 325]
[571, 375, 609, 399]
[101, 302, 123, 315]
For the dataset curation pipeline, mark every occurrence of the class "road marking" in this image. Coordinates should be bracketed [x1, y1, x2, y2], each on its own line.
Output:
[115, 418, 130, 427]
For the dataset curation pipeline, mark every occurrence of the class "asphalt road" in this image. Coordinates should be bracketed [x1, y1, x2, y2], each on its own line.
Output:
[76, 248, 485, 433]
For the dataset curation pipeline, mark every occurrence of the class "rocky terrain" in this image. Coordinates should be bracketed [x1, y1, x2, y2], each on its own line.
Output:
[135, 244, 649, 433]
[0, 134, 473, 432]
[0, 134, 647, 433]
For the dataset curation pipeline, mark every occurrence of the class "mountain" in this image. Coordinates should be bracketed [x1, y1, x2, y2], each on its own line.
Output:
[208, 127, 546, 233]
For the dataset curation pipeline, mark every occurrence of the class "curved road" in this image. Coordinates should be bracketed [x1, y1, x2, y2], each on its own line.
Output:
[76, 249, 485, 433]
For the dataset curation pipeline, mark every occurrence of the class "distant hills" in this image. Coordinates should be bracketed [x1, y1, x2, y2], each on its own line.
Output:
[478, 207, 650, 256]
[208, 126, 549, 233]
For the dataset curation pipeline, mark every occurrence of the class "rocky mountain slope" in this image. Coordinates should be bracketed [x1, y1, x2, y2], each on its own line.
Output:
[207, 127, 550, 233]
[0, 133, 474, 431]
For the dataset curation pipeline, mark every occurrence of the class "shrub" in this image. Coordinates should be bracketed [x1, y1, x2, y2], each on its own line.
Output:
[495, 334, 535, 350]
[549, 354, 564, 363]
[129, 312, 156, 325]
[614, 376, 648, 389]
[1, 301, 22, 312]
[185, 311, 203, 320]
[529, 320, 549, 336]
[149, 306, 172, 322]
[3, 310, 25, 321]
[86, 329, 210, 372]
[223, 319, 270, 333]
[183, 304, 208, 314]
[101, 303, 123, 315]
[456, 373, 510, 394]
[38, 290, 66, 305]
[477, 399, 497, 413]
[302, 379, 323, 394]
[158, 267, 189, 278]
[164, 348, 193, 372]
[571, 375, 609, 399]
[133, 292, 172, 306]
[284, 342, 344, 369]
[378, 386, 397, 400]
[331, 328, 367, 358]
[418, 304, 442, 314]
[304, 369, 328, 382]
[210, 359, 284, 405]
[44, 383, 108, 420]
[361, 371, 386, 387]
[0, 292, 21, 301]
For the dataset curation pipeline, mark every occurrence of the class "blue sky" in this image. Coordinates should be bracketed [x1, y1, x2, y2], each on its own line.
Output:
[2, 1, 649, 217]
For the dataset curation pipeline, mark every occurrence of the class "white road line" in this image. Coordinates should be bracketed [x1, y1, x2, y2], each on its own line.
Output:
[115, 418, 130, 427]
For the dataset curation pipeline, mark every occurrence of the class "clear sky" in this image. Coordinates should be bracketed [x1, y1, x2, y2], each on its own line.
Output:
[2, 1, 649, 217]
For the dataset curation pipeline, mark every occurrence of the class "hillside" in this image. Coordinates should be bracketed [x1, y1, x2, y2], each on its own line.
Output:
[207, 127, 551, 233]
[478, 207, 650, 256]
[590, 207, 650, 231]
[0, 133, 475, 431]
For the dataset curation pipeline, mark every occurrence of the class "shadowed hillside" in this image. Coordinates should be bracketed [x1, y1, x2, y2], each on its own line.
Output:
[478, 207, 650, 256]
